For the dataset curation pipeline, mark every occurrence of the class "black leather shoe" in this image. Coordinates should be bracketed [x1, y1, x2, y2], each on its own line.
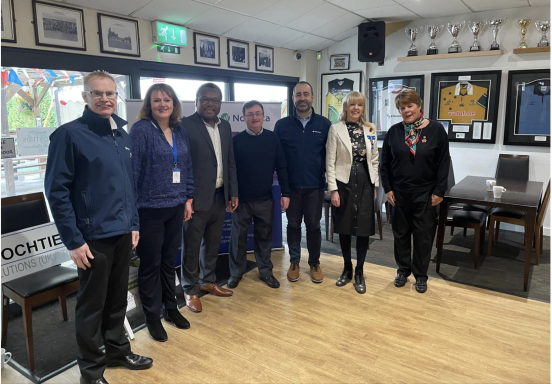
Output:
[227, 276, 241, 289]
[394, 273, 408, 287]
[80, 377, 108, 384]
[415, 278, 427, 293]
[107, 353, 153, 370]
[353, 270, 366, 294]
[336, 268, 352, 287]
[163, 308, 190, 329]
[260, 275, 280, 288]
[146, 319, 167, 342]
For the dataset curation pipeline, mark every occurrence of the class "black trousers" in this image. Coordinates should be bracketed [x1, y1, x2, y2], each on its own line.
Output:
[137, 204, 184, 322]
[229, 199, 274, 279]
[181, 190, 226, 295]
[286, 188, 324, 265]
[391, 190, 436, 280]
[76, 233, 132, 380]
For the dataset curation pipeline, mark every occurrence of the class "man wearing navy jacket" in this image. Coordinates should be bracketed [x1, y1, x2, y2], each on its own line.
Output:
[45, 71, 152, 384]
[274, 81, 331, 283]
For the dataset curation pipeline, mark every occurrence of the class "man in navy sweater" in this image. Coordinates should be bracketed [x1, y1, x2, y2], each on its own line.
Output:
[274, 82, 331, 283]
[228, 101, 290, 289]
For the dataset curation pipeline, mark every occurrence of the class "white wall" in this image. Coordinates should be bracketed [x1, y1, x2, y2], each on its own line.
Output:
[321, 5, 551, 234]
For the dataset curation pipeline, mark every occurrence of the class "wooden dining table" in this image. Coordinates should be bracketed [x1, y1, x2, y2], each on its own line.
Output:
[435, 176, 543, 291]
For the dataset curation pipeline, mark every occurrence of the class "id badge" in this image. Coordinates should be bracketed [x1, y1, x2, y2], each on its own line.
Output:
[173, 169, 181, 183]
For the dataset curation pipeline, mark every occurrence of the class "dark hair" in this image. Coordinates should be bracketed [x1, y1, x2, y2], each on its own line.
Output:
[196, 82, 223, 99]
[293, 81, 313, 96]
[395, 88, 423, 110]
[137, 84, 182, 128]
[242, 100, 264, 116]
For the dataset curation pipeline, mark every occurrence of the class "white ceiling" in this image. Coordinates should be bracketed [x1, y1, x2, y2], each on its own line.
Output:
[57, 0, 548, 51]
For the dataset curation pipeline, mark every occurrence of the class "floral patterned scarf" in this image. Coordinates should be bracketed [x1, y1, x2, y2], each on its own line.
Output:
[404, 114, 425, 156]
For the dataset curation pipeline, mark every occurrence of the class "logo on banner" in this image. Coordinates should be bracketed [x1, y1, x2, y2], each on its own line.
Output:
[221, 113, 230, 121]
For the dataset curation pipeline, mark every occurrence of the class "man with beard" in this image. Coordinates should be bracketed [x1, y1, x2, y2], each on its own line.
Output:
[274, 81, 331, 283]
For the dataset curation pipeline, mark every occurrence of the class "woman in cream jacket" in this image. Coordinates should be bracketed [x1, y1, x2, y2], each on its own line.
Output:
[326, 91, 379, 294]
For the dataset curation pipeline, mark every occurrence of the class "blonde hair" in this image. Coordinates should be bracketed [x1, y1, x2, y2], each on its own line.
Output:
[339, 91, 368, 126]
[82, 70, 115, 90]
[394, 88, 423, 110]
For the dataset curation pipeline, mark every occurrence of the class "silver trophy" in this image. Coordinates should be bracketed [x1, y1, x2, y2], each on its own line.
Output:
[488, 19, 506, 50]
[535, 21, 550, 47]
[517, 19, 531, 48]
[405, 27, 421, 56]
[467, 21, 488, 51]
[447, 22, 465, 53]
[426, 25, 444, 55]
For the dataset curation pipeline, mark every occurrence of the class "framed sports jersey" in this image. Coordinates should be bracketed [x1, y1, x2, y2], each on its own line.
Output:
[503, 69, 550, 147]
[321, 71, 363, 125]
[430, 71, 501, 143]
[368, 75, 424, 140]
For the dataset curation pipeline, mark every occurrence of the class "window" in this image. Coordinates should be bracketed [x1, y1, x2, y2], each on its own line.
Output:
[234, 83, 288, 117]
[140, 77, 226, 100]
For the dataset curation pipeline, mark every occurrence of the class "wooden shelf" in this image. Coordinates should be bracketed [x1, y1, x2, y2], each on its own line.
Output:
[397, 50, 504, 62]
[513, 46, 550, 54]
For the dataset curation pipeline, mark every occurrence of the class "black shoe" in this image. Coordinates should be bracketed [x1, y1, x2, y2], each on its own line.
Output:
[394, 273, 408, 287]
[107, 353, 153, 370]
[260, 275, 280, 288]
[163, 308, 190, 329]
[336, 268, 352, 287]
[145, 320, 167, 342]
[80, 377, 109, 384]
[415, 278, 427, 293]
[353, 269, 366, 294]
[227, 276, 241, 289]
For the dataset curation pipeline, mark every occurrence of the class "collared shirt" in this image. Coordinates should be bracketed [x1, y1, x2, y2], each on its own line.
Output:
[455, 82, 474, 96]
[245, 127, 263, 136]
[295, 111, 312, 129]
[202, 117, 224, 188]
[109, 116, 118, 132]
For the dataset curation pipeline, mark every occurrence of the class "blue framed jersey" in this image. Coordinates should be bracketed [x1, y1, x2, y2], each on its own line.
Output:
[515, 79, 550, 136]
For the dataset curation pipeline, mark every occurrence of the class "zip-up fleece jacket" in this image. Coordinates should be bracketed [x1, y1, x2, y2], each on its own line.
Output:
[45, 107, 139, 251]
[274, 109, 331, 190]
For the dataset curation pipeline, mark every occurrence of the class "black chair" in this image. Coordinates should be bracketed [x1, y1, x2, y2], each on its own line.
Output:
[323, 191, 334, 242]
[495, 154, 530, 181]
[1, 192, 79, 372]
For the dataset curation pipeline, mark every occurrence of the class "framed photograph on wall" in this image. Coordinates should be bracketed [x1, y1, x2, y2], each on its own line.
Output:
[503, 69, 550, 147]
[97, 14, 140, 57]
[321, 71, 363, 125]
[1, 0, 16, 43]
[368, 75, 424, 140]
[194, 32, 220, 66]
[429, 70, 501, 144]
[227, 39, 249, 70]
[32, 0, 86, 50]
[330, 54, 350, 70]
[255, 45, 274, 73]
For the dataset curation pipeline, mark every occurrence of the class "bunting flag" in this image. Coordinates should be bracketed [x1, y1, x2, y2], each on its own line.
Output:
[8, 69, 24, 87]
[34, 68, 48, 82]
[1, 71, 8, 87]
[45, 69, 58, 78]
[45, 76, 53, 84]
[70, 75, 75, 86]
[61, 70, 69, 79]
[21, 68, 30, 82]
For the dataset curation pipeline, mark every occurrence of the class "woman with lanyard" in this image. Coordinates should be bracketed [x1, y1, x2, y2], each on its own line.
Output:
[130, 84, 194, 341]
[380, 89, 450, 294]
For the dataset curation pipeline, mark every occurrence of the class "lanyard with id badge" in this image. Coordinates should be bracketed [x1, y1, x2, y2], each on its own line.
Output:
[151, 119, 180, 183]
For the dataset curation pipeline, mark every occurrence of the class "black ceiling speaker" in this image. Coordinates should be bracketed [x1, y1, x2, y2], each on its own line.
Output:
[358, 21, 385, 63]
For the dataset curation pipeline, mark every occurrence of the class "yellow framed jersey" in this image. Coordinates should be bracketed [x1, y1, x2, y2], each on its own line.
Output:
[326, 78, 354, 124]
[437, 81, 490, 124]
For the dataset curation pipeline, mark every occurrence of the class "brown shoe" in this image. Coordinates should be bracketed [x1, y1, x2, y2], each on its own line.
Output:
[287, 262, 300, 282]
[200, 282, 233, 297]
[184, 293, 202, 313]
[310, 264, 324, 283]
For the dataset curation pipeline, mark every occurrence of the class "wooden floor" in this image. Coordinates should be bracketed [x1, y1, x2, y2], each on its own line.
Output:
[3, 249, 550, 384]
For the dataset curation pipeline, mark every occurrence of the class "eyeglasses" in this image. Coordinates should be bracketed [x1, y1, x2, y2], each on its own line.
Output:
[85, 91, 118, 99]
[245, 112, 264, 118]
[198, 97, 222, 105]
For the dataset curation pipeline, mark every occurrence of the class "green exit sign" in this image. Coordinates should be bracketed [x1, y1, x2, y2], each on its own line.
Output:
[152, 21, 187, 47]
[157, 45, 180, 54]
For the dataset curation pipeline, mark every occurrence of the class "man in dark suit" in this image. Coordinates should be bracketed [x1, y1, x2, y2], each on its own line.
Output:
[181, 83, 238, 312]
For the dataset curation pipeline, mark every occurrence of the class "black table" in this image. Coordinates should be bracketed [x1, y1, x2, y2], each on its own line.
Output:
[435, 176, 543, 291]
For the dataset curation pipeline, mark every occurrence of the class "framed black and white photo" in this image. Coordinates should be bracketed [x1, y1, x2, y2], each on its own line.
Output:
[321, 71, 363, 125]
[194, 32, 220, 66]
[430, 70, 501, 144]
[503, 69, 550, 147]
[368, 75, 424, 140]
[32, 0, 86, 51]
[98, 13, 140, 57]
[227, 39, 249, 70]
[1, 0, 16, 43]
[255, 45, 274, 73]
[330, 54, 350, 70]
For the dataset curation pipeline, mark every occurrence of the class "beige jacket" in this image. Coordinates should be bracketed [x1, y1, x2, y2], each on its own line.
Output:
[326, 121, 379, 191]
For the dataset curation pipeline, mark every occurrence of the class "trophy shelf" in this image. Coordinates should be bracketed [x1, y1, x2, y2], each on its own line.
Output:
[397, 50, 504, 62]
[512, 46, 550, 54]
